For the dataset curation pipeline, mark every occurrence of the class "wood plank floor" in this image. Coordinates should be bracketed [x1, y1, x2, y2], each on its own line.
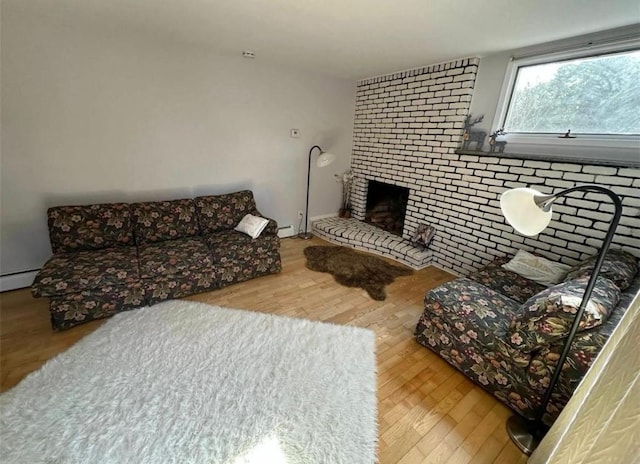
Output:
[0, 237, 527, 463]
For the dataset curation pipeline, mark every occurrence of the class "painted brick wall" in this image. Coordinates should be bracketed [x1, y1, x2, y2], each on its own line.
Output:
[351, 58, 640, 275]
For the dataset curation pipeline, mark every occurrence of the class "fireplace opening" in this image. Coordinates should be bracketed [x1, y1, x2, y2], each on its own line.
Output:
[365, 180, 409, 236]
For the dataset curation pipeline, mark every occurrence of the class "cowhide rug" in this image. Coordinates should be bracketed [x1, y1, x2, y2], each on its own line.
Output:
[304, 246, 413, 301]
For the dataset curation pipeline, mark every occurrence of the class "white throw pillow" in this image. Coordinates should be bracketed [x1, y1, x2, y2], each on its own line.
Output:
[502, 249, 571, 287]
[234, 214, 269, 239]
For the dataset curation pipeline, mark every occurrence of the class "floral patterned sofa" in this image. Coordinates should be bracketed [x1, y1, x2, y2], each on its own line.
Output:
[31, 190, 281, 330]
[415, 250, 639, 425]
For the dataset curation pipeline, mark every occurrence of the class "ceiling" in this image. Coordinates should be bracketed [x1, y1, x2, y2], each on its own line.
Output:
[7, 0, 640, 80]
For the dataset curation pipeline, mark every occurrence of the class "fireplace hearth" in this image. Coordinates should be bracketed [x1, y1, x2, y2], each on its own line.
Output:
[365, 180, 409, 236]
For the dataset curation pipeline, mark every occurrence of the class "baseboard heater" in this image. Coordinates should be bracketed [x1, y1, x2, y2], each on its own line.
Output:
[277, 225, 296, 238]
[1, 270, 39, 292]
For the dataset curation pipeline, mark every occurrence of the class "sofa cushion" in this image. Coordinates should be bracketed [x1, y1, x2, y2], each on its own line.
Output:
[132, 199, 198, 245]
[47, 203, 133, 254]
[32, 247, 140, 297]
[144, 273, 218, 305]
[215, 254, 282, 287]
[564, 249, 638, 291]
[195, 190, 259, 234]
[507, 276, 621, 353]
[468, 258, 546, 304]
[49, 282, 146, 331]
[203, 230, 279, 261]
[137, 237, 213, 279]
[423, 277, 521, 339]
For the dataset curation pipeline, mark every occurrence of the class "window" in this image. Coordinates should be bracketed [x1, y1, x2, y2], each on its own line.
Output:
[505, 50, 639, 135]
[493, 38, 640, 162]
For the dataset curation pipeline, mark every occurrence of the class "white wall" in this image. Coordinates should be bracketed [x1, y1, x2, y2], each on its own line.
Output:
[0, 6, 355, 276]
[466, 51, 510, 131]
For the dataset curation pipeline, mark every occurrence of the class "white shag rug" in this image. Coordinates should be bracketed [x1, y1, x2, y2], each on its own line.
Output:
[0, 301, 377, 464]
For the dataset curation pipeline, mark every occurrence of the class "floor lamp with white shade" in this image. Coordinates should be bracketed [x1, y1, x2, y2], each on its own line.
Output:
[499, 184, 622, 455]
[299, 145, 336, 239]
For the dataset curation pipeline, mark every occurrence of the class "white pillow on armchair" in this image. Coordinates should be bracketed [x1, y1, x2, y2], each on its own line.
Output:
[502, 249, 571, 286]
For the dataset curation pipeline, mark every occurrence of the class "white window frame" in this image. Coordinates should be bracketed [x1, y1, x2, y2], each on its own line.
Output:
[492, 38, 640, 163]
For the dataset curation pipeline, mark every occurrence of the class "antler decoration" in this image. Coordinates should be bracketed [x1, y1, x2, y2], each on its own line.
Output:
[464, 114, 485, 130]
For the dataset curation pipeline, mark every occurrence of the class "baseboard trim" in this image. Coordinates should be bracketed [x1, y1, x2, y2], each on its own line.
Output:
[309, 213, 338, 221]
[0, 270, 38, 292]
[429, 262, 461, 277]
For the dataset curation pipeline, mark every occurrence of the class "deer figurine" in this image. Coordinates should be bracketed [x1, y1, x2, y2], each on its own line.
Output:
[489, 128, 508, 153]
[461, 114, 486, 151]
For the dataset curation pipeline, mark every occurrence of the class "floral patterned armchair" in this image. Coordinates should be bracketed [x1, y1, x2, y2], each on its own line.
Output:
[32, 191, 281, 330]
[415, 250, 639, 425]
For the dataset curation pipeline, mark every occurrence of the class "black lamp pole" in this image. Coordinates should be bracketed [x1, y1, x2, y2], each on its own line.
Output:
[299, 145, 323, 239]
[507, 185, 623, 455]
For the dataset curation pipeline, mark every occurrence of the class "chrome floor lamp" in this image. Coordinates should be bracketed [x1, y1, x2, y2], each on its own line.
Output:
[299, 145, 335, 239]
[499, 184, 622, 455]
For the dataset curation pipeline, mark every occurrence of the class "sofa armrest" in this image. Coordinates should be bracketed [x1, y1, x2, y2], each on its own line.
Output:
[253, 211, 278, 236]
[526, 328, 607, 424]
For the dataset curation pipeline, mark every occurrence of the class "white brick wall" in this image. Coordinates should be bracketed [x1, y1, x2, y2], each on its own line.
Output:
[351, 58, 640, 275]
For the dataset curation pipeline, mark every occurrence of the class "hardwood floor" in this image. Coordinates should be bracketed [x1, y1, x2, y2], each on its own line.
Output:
[0, 237, 527, 463]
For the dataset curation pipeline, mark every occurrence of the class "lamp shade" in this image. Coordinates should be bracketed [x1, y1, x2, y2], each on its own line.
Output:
[316, 152, 336, 168]
[500, 187, 553, 236]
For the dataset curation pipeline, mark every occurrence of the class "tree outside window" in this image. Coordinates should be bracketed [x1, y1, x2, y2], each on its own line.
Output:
[504, 49, 640, 135]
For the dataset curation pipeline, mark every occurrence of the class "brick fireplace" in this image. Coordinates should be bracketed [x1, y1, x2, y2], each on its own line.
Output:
[313, 58, 479, 269]
[314, 56, 640, 275]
